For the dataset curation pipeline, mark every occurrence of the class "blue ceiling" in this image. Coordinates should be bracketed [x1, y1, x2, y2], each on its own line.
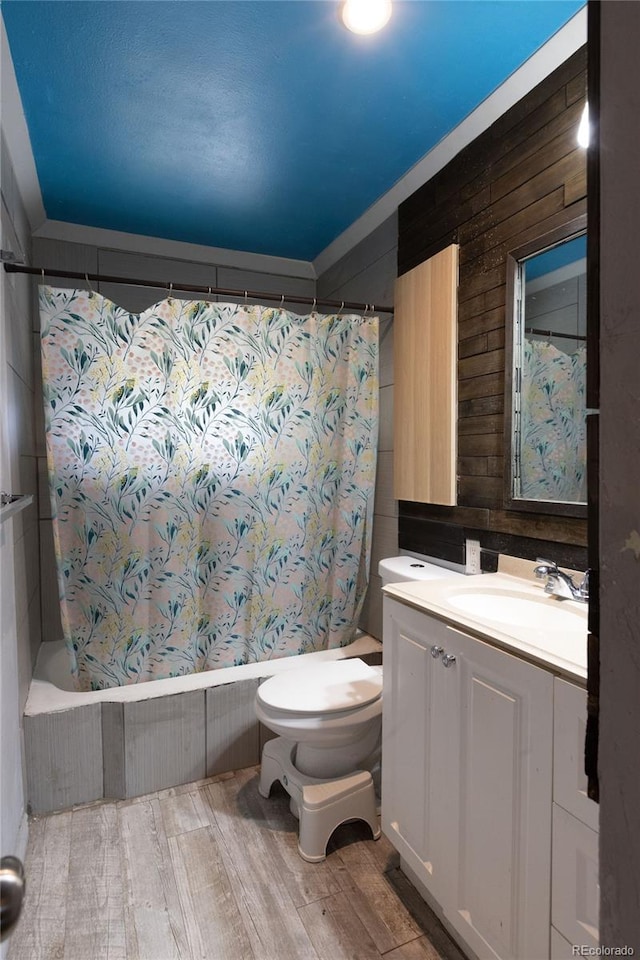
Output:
[3, 0, 584, 262]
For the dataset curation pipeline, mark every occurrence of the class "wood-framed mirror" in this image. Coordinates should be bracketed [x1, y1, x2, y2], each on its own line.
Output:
[504, 214, 587, 518]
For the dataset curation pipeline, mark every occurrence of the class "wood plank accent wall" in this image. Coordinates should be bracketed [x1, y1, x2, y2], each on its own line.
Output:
[396, 46, 588, 568]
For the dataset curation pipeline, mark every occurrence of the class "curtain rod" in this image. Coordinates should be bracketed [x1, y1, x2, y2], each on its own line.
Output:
[525, 326, 587, 342]
[2, 263, 394, 315]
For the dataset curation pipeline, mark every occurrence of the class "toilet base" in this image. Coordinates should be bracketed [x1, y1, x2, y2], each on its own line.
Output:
[258, 736, 381, 863]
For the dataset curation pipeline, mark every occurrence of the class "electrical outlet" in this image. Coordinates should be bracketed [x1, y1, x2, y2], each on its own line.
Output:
[465, 539, 481, 575]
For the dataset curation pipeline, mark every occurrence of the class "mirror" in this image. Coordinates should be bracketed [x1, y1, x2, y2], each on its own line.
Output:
[505, 216, 587, 516]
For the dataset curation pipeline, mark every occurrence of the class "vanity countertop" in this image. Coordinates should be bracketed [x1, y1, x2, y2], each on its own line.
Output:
[383, 570, 588, 686]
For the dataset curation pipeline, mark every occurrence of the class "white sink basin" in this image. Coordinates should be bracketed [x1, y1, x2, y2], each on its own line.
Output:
[447, 588, 586, 631]
[384, 571, 589, 679]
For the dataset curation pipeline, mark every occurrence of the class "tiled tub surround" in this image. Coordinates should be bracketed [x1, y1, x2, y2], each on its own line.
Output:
[24, 634, 381, 815]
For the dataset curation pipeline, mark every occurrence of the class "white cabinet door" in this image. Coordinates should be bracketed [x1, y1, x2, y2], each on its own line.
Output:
[553, 679, 599, 831]
[442, 626, 554, 960]
[552, 679, 599, 951]
[551, 926, 576, 959]
[382, 598, 457, 905]
[552, 803, 599, 948]
[382, 601, 554, 960]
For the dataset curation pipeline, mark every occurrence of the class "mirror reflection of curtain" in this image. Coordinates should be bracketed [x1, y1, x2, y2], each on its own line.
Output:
[520, 340, 586, 502]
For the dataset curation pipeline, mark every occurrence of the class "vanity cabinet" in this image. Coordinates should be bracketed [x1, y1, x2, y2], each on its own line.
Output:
[382, 597, 553, 960]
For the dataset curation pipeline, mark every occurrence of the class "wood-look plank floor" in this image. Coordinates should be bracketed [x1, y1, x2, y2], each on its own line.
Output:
[8, 766, 467, 960]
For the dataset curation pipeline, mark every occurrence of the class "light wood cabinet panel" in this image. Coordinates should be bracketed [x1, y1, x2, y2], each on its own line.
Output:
[394, 245, 458, 505]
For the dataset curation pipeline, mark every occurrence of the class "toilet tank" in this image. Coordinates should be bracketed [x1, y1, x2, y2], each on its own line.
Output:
[378, 555, 463, 586]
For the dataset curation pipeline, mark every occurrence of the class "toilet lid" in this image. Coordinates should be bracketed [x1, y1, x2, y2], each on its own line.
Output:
[257, 658, 382, 714]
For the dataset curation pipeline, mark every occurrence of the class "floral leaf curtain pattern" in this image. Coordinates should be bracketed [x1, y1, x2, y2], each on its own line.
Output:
[40, 287, 378, 690]
[520, 339, 586, 502]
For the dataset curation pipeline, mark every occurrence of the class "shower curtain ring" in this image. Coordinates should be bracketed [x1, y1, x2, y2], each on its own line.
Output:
[41, 268, 45, 283]
[84, 272, 94, 295]
[312, 298, 317, 314]
[280, 294, 285, 309]
[168, 282, 173, 297]
[338, 301, 344, 316]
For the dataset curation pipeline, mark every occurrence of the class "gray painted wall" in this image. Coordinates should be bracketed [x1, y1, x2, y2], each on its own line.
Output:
[0, 133, 40, 877]
[599, 2, 640, 948]
[316, 213, 398, 640]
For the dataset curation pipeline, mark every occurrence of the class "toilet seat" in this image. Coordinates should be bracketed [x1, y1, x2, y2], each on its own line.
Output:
[256, 657, 383, 782]
[257, 658, 382, 715]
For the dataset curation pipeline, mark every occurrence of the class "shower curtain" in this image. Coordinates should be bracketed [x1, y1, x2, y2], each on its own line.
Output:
[520, 338, 586, 502]
[40, 287, 378, 691]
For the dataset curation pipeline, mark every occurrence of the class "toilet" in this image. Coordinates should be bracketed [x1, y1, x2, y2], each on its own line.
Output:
[256, 555, 463, 861]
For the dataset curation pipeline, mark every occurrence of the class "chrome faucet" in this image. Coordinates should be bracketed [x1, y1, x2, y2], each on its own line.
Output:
[534, 559, 589, 602]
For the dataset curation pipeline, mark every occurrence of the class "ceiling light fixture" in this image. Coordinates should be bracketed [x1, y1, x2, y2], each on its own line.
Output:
[577, 102, 590, 148]
[341, 0, 392, 35]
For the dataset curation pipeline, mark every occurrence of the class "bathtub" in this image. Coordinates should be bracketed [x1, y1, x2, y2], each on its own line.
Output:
[24, 634, 382, 815]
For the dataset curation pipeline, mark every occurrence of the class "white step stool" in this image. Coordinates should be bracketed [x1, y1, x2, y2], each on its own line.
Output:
[258, 736, 380, 862]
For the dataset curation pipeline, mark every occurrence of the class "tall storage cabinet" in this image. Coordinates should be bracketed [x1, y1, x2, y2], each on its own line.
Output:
[394, 244, 458, 505]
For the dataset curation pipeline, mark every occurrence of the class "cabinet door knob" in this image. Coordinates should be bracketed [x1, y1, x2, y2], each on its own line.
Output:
[442, 654, 457, 668]
[431, 645, 444, 659]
